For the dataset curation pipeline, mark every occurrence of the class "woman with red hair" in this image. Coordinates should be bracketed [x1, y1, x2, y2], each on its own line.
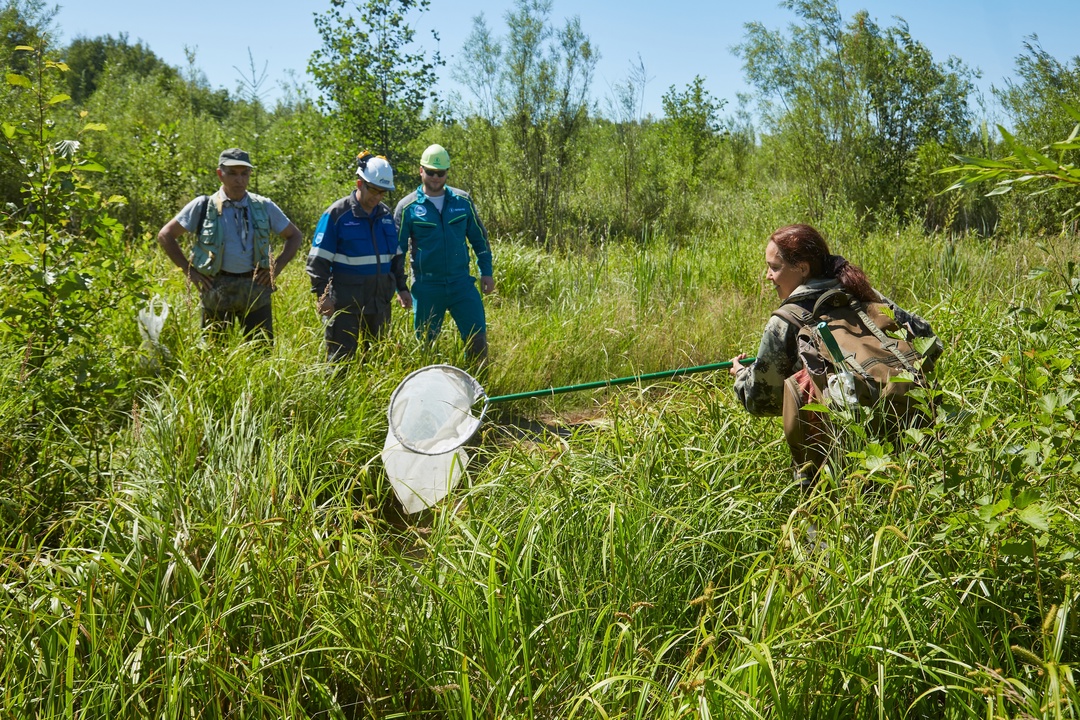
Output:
[729, 224, 942, 486]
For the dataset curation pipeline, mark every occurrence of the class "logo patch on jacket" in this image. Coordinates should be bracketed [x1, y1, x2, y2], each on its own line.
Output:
[414, 206, 428, 218]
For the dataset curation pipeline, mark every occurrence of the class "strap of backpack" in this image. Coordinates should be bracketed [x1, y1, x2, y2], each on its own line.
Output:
[195, 194, 210, 231]
[810, 288, 904, 382]
[771, 304, 813, 360]
[816, 322, 876, 383]
[771, 301, 813, 330]
[855, 304, 920, 375]
[809, 287, 851, 317]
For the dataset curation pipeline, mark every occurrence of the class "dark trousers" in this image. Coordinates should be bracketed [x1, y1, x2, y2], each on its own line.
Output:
[325, 306, 391, 362]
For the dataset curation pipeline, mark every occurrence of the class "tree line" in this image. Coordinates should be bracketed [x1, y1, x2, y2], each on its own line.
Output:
[3, 0, 1080, 247]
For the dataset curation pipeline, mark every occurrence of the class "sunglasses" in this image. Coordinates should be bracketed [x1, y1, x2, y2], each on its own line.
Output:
[423, 168, 447, 178]
[364, 182, 387, 194]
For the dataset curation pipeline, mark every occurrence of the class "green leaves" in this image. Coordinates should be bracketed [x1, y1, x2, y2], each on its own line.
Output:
[1017, 504, 1050, 533]
[0, 44, 148, 426]
[940, 108, 1080, 213]
[310, 0, 441, 166]
[735, 0, 975, 220]
[6, 72, 31, 88]
[76, 160, 107, 173]
[912, 336, 938, 356]
[973, 484, 1056, 553]
[948, 154, 1014, 170]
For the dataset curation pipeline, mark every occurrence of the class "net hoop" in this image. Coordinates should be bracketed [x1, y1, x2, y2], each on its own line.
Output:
[386, 364, 489, 455]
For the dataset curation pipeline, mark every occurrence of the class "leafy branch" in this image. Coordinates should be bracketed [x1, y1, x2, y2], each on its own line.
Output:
[1, 45, 146, 416]
[938, 104, 1080, 215]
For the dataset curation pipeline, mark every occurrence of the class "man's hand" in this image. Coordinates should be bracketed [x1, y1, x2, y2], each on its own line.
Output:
[254, 267, 275, 287]
[397, 290, 413, 309]
[185, 265, 212, 291]
[480, 275, 495, 294]
[316, 294, 335, 317]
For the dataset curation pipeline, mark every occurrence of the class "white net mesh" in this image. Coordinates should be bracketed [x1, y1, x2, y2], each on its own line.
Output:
[381, 434, 469, 515]
[383, 365, 487, 514]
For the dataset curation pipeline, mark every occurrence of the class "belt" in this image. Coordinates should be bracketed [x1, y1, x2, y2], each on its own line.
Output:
[218, 270, 254, 277]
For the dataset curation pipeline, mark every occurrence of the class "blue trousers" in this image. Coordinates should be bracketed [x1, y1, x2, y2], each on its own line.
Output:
[412, 276, 487, 359]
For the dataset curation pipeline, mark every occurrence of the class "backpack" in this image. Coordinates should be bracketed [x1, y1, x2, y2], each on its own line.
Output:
[773, 287, 927, 414]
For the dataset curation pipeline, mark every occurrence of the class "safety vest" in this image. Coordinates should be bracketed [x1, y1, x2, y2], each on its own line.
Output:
[190, 192, 272, 277]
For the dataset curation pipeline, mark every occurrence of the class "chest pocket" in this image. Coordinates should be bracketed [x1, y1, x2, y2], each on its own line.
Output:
[251, 209, 270, 236]
[412, 219, 438, 242]
[445, 214, 467, 261]
[379, 219, 398, 255]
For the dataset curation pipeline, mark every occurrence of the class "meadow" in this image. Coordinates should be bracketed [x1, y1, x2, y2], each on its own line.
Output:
[2, 188, 1079, 717]
[4, 0, 1080, 714]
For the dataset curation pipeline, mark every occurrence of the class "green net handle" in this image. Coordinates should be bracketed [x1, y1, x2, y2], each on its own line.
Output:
[487, 358, 756, 404]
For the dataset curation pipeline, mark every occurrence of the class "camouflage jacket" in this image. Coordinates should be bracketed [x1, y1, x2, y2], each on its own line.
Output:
[733, 278, 942, 416]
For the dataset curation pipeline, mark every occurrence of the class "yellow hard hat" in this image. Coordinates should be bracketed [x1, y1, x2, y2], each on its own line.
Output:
[420, 144, 451, 170]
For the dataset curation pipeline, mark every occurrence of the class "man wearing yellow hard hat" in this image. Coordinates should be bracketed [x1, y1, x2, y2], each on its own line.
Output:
[394, 144, 495, 362]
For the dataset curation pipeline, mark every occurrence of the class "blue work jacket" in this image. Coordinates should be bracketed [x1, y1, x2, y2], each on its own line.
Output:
[307, 193, 406, 296]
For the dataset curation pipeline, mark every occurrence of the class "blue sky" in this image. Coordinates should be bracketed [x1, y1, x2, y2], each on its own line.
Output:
[52, 0, 1078, 121]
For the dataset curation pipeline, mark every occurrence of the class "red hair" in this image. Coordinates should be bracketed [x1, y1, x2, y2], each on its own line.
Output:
[768, 224, 875, 302]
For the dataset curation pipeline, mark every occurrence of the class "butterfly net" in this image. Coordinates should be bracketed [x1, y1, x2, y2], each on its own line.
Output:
[382, 365, 488, 514]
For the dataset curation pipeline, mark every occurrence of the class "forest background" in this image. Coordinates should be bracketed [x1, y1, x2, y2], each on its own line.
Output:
[13, 0, 1080, 245]
[3, 0, 1080, 717]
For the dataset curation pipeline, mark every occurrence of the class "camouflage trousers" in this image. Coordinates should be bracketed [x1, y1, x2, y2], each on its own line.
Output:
[200, 273, 274, 340]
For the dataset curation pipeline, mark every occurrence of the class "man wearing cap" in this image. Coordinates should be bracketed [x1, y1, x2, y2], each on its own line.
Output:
[156, 148, 303, 340]
[307, 152, 412, 363]
[394, 144, 495, 362]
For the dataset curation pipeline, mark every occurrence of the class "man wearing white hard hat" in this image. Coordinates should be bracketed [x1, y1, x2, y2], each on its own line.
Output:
[307, 152, 412, 362]
[394, 144, 494, 362]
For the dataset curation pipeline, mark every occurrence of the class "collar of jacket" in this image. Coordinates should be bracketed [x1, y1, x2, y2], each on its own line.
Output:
[785, 276, 840, 304]
[213, 187, 250, 213]
[348, 192, 389, 220]
[415, 185, 456, 205]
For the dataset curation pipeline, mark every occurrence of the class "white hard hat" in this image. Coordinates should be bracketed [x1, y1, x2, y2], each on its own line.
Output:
[356, 153, 395, 191]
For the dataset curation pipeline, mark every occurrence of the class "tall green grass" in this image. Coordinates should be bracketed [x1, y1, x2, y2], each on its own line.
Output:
[2, 225, 1079, 718]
